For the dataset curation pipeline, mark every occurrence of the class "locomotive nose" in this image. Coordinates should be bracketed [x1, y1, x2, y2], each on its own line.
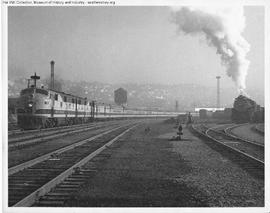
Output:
[18, 94, 34, 114]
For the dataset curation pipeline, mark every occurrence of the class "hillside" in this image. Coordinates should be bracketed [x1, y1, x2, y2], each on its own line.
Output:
[8, 78, 264, 111]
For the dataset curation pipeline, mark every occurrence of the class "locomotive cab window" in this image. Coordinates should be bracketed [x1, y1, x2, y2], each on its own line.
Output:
[55, 94, 58, 101]
[20, 88, 34, 96]
[36, 88, 48, 96]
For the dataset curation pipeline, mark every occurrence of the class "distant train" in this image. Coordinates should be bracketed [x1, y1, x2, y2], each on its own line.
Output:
[16, 73, 179, 129]
[231, 95, 264, 123]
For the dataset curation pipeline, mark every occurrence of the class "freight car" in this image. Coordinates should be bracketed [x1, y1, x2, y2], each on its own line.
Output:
[231, 95, 264, 123]
[16, 73, 178, 129]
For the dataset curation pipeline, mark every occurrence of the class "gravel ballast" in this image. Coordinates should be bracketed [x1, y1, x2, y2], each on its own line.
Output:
[65, 119, 264, 207]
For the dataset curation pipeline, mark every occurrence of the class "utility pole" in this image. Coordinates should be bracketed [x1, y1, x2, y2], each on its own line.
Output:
[175, 100, 179, 112]
[216, 76, 221, 109]
[50, 60, 55, 90]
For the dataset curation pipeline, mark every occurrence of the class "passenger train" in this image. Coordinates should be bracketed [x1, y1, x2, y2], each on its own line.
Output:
[16, 73, 178, 129]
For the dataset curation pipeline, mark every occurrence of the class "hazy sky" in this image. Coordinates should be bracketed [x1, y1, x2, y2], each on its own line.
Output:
[8, 6, 264, 91]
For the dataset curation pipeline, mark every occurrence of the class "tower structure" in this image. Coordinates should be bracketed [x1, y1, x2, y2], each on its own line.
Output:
[114, 88, 127, 106]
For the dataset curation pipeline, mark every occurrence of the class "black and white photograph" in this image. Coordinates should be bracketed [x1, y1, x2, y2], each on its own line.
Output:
[1, 0, 269, 212]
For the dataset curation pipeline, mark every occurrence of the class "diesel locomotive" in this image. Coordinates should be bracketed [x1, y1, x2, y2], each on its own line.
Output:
[16, 63, 178, 129]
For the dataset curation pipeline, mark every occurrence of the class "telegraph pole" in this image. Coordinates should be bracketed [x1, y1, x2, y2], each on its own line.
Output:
[216, 76, 221, 109]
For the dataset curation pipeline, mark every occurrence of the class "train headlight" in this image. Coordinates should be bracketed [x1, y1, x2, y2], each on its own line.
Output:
[28, 103, 33, 107]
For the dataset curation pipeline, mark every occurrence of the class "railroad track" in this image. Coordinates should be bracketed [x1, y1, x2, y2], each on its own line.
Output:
[254, 124, 264, 135]
[9, 122, 139, 207]
[8, 122, 98, 142]
[191, 123, 215, 135]
[207, 125, 264, 162]
[8, 121, 131, 170]
[190, 124, 264, 176]
[8, 129, 21, 135]
[8, 121, 98, 137]
[8, 121, 120, 150]
[224, 124, 264, 147]
[8, 121, 138, 168]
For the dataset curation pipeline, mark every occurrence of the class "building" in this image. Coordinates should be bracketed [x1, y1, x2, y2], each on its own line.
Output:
[195, 107, 225, 112]
[114, 88, 127, 106]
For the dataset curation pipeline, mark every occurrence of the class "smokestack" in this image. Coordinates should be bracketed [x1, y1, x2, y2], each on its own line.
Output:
[216, 76, 221, 108]
[50, 60, 55, 90]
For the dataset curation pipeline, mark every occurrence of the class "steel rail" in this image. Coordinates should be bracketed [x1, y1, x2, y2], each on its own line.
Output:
[8, 123, 107, 149]
[205, 126, 264, 165]
[9, 123, 95, 144]
[13, 123, 139, 207]
[8, 121, 96, 137]
[190, 124, 264, 165]
[224, 124, 264, 147]
[9, 123, 132, 176]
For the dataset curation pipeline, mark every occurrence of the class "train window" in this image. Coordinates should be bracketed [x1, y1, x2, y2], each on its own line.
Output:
[72, 99, 75, 103]
[64, 96, 67, 102]
[55, 94, 58, 101]
[20, 88, 34, 95]
[60, 102, 63, 108]
[78, 100, 81, 104]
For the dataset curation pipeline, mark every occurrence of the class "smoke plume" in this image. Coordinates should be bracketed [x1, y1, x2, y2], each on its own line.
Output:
[171, 6, 250, 92]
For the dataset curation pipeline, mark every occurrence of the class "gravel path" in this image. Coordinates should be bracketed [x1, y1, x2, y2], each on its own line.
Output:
[231, 124, 264, 145]
[172, 127, 264, 207]
[65, 120, 264, 207]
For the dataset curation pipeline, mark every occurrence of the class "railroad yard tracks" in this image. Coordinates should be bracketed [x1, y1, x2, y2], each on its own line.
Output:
[8, 122, 107, 150]
[191, 124, 264, 177]
[254, 124, 264, 135]
[8, 121, 140, 207]
[8, 122, 93, 136]
[224, 124, 264, 147]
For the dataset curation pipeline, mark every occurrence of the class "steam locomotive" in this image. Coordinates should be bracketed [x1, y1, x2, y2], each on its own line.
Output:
[231, 95, 264, 123]
[16, 73, 178, 130]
